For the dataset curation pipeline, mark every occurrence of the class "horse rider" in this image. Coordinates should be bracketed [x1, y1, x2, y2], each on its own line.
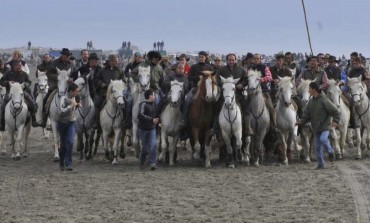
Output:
[0, 59, 10, 75]
[241, 52, 254, 70]
[6, 50, 30, 75]
[33, 53, 51, 98]
[317, 53, 327, 69]
[269, 54, 293, 104]
[172, 54, 191, 75]
[86, 52, 102, 101]
[344, 56, 370, 129]
[296, 56, 329, 92]
[124, 51, 165, 128]
[250, 53, 278, 131]
[40, 48, 77, 128]
[92, 54, 125, 129]
[345, 52, 359, 75]
[284, 52, 300, 79]
[212, 56, 223, 75]
[124, 52, 144, 78]
[0, 60, 38, 130]
[75, 49, 89, 70]
[155, 63, 189, 118]
[182, 51, 214, 127]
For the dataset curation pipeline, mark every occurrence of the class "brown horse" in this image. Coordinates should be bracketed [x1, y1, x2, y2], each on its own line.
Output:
[189, 71, 220, 167]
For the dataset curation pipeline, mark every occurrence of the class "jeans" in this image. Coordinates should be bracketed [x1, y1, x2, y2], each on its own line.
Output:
[58, 121, 76, 168]
[139, 128, 157, 166]
[314, 130, 334, 167]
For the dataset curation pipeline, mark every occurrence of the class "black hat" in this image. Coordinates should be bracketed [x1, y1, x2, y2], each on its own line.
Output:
[147, 51, 162, 60]
[309, 81, 321, 93]
[246, 52, 254, 59]
[60, 48, 72, 56]
[198, 51, 208, 57]
[89, 53, 100, 60]
[79, 66, 90, 75]
[328, 55, 340, 63]
[176, 54, 190, 61]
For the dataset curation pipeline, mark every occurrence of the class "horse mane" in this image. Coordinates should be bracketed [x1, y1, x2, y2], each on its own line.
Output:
[297, 78, 311, 93]
[247, 69, 262, 78]
[106, 81, 114, 99]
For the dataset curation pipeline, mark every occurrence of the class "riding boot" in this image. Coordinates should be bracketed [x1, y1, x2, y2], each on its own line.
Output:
[264, 93, 278, 132]
[92, 108, 101, 129]
[0, 96, 10, 131]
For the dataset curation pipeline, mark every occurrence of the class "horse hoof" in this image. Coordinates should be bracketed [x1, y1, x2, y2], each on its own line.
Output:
[253, 162, 259, 167]
[127, 141, 133, 147]
[355, 155, 361, 160]
[23, 154, 28, 158]
[112, 161, 118, 166]
[53, 157, 59, 162]
[282, 160, 289, 166]
[336, 154, 343, 160]
[1, 151, 6, 156]
[119, 151, 125, 159]
[228, 164, 235, 169]
[15, 156, 21, 161]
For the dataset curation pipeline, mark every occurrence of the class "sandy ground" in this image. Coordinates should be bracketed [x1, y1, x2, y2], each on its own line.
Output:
[1, 65, 370, 222]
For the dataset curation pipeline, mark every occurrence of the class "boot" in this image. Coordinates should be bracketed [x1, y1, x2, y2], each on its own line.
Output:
[0, 114, 5, 131]
[92, 109, 100, 129]
[121, 110, 132, 129]
[31, 114, 38, 127]
[244, 118, 254, 136]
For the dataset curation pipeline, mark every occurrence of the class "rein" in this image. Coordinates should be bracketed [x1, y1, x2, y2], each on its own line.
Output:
[9, 99, 24, 131]
[223, 95, 238, 135]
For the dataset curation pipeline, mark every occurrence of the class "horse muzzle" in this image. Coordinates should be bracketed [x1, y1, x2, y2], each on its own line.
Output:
[170, 101, 180, 107]
[284, 101, 291, 107]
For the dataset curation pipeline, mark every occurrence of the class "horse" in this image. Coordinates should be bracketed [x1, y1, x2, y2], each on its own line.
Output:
[5, 83, 31, 160]
[296, 78, 314, 162]
[189, 71, 220, 168]
[0, 74, 7, 155]
[218, 76, 243, 168]
[275, 76, 298, 164]
[74, 72, 100, 161]
[131, 66, 151, 158]
[244, 69, 270, 166]
[346, 76, 370, 159]
[49, 68, 70, 162]
[158, 80, 184, 166]
[327, 79, 350, 159]
[100, 80, 126, 165]
[35, 70, 50, 139]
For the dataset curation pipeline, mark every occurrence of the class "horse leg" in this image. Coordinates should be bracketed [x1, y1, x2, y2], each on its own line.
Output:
[191, 127, 200, 160]
[119, 129, 126, 159]
[8, 130, 15, 159]
[222, 131, 234, 168]
[15, 127, 24, 161]
[94, 128, 101, 157]
[102, 131, 110, 161]
[23, 123, 31, 158]
[300, 127, 311, 163]
[355, 127, 362, 159]
[51, 121, 59, 162]
[86, 130, 95, 160]
[204, 131, 212, 168]
[277, 131, 288, 165]
[330, 127, 341, 159]
[112, 129, 122, 165]
[0, 132, 6, 155]
[159, 128, 167, 163]
[235, 130, 243, 164]
[339, 125, 348, 159]
[77, 131, 84, 161]
[243, 136, 251, 166]
[132, 124, 140, 159]
[169, 136, 180, 166]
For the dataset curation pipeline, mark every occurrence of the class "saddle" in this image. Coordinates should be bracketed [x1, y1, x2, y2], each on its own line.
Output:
[45, 89, 58, 112]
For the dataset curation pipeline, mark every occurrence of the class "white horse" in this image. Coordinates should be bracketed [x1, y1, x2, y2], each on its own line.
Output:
[219, 77, 243, 168]
[35, 70, 50, 139]
[0, 74, 7, 155]
[327, 79, 350, 159]
[5, 83, 31, 160]
[347, 76, 370, 159]
[49, 68, 70, 162]
[74, 73, 97, 161]
[159, 80, 184, 166]
[100, 80, 126, 165]
[296, 78, 314, 162]
[275, 76, 298, 165]
[244, 70, 270, 166]
[131, 66, 151, 158]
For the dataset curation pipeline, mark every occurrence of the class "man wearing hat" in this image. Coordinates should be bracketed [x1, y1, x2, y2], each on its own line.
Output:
[33, 54, 52, 98]
[325, 55, 343, 81]
[0, 59, 10, 75]
[212, 56, 223, 74]
[296, 56, 329, 91]
[242, 52, 254, 69]
[87, 52, 102, 100]
[41, 48, 76, 128]
[124, 52, 143, 78]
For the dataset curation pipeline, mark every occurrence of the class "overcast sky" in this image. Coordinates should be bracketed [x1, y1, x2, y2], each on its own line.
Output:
[1, 0, 369, 57]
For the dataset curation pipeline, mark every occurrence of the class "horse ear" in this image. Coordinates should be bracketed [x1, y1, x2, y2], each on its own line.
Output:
[277, 75, 282, 80]
[56, 67, 61, 74]
[233, 78, 240, 84]
[67, 68, 71, 74]
[21, 83, 25, 90]
[86, 72, 91, 80]
[220, 76, 226, 84]
[78, 71, 81, 78]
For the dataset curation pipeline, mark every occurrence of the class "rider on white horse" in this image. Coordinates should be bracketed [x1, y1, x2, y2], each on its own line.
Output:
[92, 54, 125, 129]
[33, 54, 51, 98]
[0, 60, 38, 130]
[125, 51, 165, 128]
[41, 48, 77, 128]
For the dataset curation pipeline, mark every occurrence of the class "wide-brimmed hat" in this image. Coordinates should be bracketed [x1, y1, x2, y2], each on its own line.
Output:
[176, 54, 190, 61]
[89, 53, 100, 60]
[60, 48, 72, 56]
[328, 55, 340, 63]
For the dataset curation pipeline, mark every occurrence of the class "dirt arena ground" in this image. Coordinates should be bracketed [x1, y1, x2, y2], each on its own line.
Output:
[1, 65, 370, 223]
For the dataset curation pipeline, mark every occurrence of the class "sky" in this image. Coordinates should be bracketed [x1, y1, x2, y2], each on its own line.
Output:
[1, 0, 369, 57]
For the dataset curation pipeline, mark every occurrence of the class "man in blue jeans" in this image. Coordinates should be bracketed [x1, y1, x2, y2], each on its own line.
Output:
[297, 82, 340, 169]
[138, 89, 160, 171]
[58, 83, 80, 171]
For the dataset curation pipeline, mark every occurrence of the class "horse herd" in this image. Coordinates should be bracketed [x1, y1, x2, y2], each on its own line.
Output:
[0, 67, 369, 169]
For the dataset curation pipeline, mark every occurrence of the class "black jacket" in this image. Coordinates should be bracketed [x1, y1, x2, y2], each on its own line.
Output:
[138, 101, 157, 130]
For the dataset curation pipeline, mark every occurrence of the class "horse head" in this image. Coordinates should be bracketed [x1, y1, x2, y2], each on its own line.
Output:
[138, 66, 151, 91]
[297, 78, 312, 105]
[220, 76, 239, 108]
[109, 80, 126, 109]
[347, 76, 365, 106]
[74, 73, 90, 98]
[57, 68, 71, 96]
[9, 82, 24, 111]
[278, 76, 294, 107]
[169, 80, 183, 107]
[202, 70, 219, 102]
[37, 70, 49, 94]
[247, 69, 262, 95]
[327, 79, 342, 108]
